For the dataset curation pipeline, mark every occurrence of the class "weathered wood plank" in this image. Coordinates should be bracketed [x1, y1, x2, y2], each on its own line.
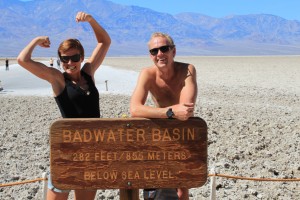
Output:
[50, 117, 207, 190]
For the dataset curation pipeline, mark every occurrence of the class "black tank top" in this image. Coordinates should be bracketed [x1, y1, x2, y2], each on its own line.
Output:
[54, 71, 100, 118]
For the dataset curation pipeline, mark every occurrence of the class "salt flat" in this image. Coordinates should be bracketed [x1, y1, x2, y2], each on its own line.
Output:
[0, 56, 299, 199]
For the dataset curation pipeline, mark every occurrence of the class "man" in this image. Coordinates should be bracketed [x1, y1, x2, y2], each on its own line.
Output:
[130, 32, 198, 200]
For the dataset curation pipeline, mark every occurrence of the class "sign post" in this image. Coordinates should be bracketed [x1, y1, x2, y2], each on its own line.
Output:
[50, 117, 207, 199]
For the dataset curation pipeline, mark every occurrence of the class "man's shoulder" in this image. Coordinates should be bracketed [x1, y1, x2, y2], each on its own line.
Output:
[141, 65, 156, 74]
[175, 62, 195, 71]
[175, 61, 193, 67]
[138, 66, 157, 82]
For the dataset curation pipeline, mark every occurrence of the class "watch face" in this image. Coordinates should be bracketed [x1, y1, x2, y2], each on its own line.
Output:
[167, 108, 174, 118]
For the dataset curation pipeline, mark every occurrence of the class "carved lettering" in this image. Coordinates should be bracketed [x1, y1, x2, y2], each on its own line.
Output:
[62, 130, 72, 142]
[84, 170, 174, 181]
[84, 170, 118, 181]
[62, 128, 147, 143]
[163, 151, 187, 160]
[101, 171, 118, 180]
[73, 153, 91, 161]
[144, 169, 174, 180]
[122, 170, 141, 180]
[147, 151, 160, 160]
[147, 151, 188, 160]
[136, 128, 146, 141]
[62, 127, 195, 143]
[94, 151, 118, 161]
[71, 151, 188, 162]
[83, 129, 92, 142]
[151, 128, 195, 141]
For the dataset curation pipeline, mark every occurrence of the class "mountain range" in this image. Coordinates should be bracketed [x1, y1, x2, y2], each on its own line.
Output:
[1, 0, 300, 56]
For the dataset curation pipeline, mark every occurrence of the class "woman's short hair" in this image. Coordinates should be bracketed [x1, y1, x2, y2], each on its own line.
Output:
[58, 39, 84, 58]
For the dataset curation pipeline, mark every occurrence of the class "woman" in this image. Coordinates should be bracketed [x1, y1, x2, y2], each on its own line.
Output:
[17, 12, 111, 200]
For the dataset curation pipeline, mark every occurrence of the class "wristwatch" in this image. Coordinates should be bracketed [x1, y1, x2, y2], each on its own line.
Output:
[166, 108, 175, 119]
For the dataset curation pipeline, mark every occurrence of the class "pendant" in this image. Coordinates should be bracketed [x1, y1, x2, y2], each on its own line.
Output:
[86, 91, 90, 95]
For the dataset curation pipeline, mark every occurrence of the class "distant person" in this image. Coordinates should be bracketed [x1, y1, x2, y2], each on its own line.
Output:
[5, 58, 9, 71]
[130, 32, 198, 200]
[0, 80, 3, 91]
[17, 11, 111, 200]
[56, 58, 61, 69]
[49, 57, 54, 67]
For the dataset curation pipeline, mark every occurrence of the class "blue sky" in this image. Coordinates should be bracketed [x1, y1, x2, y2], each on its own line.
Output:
[108, 0, 300, 21]
[20, 0, 300, 21]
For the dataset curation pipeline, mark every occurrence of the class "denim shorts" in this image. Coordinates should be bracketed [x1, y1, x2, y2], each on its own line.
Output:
[144, 189, 157, 199]
[143, 188, 178, 200]
[47, 173, 71, 193]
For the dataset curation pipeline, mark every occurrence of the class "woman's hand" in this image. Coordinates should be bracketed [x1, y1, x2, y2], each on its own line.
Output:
[75, 11, 92, 23]
[36, 36, 51, 48]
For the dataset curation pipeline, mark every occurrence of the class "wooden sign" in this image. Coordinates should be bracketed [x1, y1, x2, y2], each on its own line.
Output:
[50, 117, 207, 190]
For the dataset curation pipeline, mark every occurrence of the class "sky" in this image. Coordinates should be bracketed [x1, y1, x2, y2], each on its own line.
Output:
[19, 0, 300, 21]
[108, 0, 300, 21]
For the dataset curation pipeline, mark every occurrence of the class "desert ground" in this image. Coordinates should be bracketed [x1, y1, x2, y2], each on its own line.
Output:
[0, 56, 299, 199]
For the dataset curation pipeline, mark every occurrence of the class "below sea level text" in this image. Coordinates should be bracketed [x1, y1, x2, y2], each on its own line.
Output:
[84, 169, 175, 181]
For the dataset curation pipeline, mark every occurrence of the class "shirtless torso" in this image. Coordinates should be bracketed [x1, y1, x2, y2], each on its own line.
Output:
[130, 33, 198, 200]
[148, 62, 194, 108]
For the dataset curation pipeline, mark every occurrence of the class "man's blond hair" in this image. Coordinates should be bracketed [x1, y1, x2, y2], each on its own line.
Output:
[147, 32, 175, 48]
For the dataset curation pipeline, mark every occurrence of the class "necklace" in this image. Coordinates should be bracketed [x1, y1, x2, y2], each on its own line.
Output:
[79, 86, 90, 95]
[68, 73, 90, 95]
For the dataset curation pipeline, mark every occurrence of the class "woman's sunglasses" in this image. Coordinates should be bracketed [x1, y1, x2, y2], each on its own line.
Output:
[149, 45, 173, 56]
[60, 54, 81, 63]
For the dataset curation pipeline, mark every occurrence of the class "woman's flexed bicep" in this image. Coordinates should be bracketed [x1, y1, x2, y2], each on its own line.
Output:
[17, 36, 65, 93]
[78, 12, 111, 76]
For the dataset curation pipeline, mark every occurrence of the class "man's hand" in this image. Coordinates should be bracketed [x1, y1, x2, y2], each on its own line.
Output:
[172, 103, 194, 121]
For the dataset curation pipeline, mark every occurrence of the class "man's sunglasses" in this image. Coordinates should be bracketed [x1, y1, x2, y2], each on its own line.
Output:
[60, 54, 81, 63]
[149, 45, 173, 56]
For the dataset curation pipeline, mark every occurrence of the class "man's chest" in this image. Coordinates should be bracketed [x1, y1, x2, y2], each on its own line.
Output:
[150, 82, 182, 107]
